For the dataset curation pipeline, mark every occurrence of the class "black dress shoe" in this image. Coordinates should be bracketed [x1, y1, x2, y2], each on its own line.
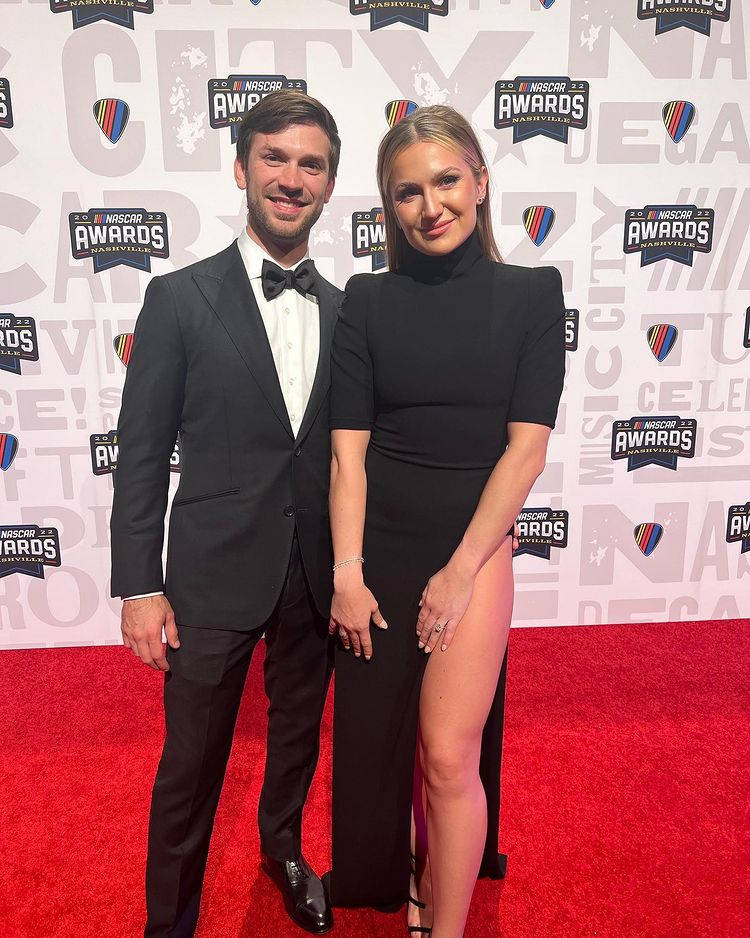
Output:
[261, 853, 333, 934]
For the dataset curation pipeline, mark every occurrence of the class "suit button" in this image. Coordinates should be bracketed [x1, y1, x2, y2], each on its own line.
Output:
[283, 505, 295, 517]
[294, 447, 302, 457]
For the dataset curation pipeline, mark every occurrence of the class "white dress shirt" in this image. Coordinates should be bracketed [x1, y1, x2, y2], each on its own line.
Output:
[237, 226, 320, 437]
[124, 230, 320, 601]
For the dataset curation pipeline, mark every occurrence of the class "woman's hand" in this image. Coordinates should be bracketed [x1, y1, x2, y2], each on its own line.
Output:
[329, 575, 388, 661]
[416, 561, 476, 654]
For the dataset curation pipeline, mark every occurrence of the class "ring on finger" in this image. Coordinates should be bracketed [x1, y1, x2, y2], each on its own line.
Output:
[433, 623, 444, 633]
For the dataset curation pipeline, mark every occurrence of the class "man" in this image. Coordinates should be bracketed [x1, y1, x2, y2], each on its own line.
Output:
[110, 91, 341, 937]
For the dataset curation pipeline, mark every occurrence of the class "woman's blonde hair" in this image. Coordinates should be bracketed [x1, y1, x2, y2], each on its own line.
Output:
[376, 104, 502, 271]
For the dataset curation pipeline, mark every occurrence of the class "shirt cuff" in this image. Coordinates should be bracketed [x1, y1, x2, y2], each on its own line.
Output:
[123, 591, 164, 601]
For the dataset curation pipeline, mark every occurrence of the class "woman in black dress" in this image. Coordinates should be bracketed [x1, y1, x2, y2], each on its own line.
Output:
[328, 105, 565, 937]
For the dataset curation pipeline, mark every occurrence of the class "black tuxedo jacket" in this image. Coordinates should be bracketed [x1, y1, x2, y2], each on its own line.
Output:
[110, 241, 343, 630]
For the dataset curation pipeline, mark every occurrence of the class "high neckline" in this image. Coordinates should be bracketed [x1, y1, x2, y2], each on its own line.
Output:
[400, 226, 485, 284]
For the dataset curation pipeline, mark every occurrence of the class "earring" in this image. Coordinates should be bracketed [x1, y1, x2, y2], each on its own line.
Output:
[477, 197, 485, 204]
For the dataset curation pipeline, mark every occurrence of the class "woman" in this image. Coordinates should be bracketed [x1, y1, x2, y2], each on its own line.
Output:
[328, 105, 565, 938]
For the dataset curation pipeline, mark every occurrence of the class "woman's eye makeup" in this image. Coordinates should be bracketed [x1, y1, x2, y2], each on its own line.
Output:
[394, 173, 462, 201]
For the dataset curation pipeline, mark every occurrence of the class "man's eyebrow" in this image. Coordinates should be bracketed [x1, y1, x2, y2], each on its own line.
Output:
[259, 145, 327, 167]
[394, 166, 463, 190]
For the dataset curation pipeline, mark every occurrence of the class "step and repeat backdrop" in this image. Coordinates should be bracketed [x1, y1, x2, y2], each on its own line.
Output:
[1, 0, 749, 647]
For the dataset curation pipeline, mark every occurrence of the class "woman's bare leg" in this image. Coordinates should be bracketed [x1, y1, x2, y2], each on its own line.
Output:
[418, 537, 513, 938]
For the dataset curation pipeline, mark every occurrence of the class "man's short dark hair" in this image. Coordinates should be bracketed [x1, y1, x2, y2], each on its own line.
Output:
[235, 90, 341, 178]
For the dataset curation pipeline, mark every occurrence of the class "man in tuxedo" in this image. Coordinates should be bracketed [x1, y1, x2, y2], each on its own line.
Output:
[110, 91, 341, 937]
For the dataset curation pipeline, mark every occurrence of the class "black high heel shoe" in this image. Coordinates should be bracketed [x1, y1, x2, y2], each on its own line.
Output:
[408, 853, 431, 935]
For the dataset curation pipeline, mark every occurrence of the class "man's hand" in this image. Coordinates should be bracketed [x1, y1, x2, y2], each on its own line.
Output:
[121, 595, 180, 671]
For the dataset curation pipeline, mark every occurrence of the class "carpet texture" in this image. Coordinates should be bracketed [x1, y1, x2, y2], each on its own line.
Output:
[0, 619, 747, 937]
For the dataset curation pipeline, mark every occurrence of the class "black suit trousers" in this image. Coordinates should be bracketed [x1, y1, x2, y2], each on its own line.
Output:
[144, 534, 334, 938]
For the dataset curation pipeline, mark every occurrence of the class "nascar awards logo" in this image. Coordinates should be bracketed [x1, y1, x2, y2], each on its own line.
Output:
[611, 416, 697, 471]
[624, 205, 714, 267]
[350, 0, 448, 31]
[0, 315, 39, 375]
[69, 209, 169, 273]
[637, 0, 730, 36]
[208, 76, 307, 144]
[90, 430, 181, 475]
[0, 78, 12, 129]
[494, 77, 589, 144]
[0, 525, 61, 580]
[352, 208, 387, 271]
[513, 508, 568, 560]
[49, 0, 153, 30]
[726, 502, 750, 554]
[565, 309, 579, 352]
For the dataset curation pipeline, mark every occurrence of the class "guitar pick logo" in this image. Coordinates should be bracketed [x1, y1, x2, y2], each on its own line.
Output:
[523, 206, 555, 246]
[634, 522, 663, 557]
[250, 0, 262, 4]
[114, 333, 134, 366]
[0, 433, 18, 471]
[94, 99, 130, 144]
[539, 0, 556, 7]
[647, 324, 678, 362]
[385, 100, 418, 128]
[663, 101, 695, 145]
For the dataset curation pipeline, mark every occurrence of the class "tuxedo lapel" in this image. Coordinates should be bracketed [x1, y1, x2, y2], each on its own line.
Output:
[193, 244, 294, 439]
[296, 280, 341, 445]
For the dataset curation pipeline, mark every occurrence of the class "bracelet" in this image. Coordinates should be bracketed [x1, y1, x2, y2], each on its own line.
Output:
[333, 556, 364, 572]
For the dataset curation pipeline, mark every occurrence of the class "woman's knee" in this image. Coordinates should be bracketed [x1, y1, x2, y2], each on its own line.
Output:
[420, 738, 481, 798]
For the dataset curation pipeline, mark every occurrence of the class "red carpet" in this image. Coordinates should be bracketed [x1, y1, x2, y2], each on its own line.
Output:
[1, 620, 748, 937]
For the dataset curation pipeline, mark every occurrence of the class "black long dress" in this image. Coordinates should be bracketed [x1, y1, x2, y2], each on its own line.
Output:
[329, 227, 565, 909]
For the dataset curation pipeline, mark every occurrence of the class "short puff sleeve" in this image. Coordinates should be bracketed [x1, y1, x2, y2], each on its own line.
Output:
[507, 265, 566, 429]
[330, 273, 376, 431]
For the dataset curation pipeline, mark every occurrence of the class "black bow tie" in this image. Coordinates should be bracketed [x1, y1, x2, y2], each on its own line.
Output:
[260, 258, 318, 302]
